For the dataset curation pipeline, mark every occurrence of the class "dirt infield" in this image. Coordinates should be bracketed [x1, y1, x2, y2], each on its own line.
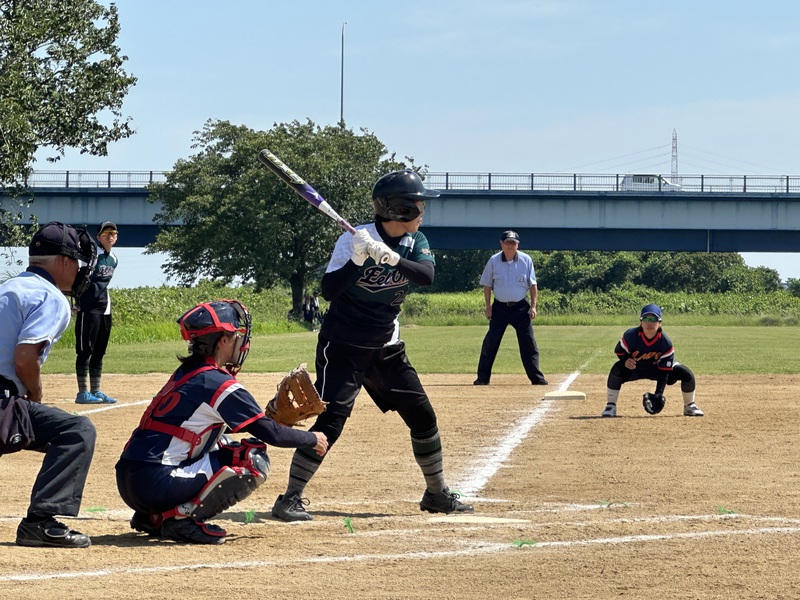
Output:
[1, 372, 798, 599]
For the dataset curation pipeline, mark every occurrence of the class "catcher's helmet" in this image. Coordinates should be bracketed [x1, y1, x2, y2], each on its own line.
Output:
[372, 170, 440, 222]
[642, 392, 666, 415]
[177, 300, 252, 374]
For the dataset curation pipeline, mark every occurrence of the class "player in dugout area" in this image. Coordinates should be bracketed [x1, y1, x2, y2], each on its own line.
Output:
[270, 170, 474, 522]
[115, 300, 328, 544]
[601, 303, 704, 418]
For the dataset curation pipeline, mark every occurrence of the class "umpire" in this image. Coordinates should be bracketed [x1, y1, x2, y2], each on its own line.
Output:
[474, 230, 548, 386]
[1, 222, 98, 548]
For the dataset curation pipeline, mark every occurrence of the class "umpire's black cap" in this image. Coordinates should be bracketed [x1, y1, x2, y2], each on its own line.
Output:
[500, 230, 520, 243]
[29, 222, 84, 258]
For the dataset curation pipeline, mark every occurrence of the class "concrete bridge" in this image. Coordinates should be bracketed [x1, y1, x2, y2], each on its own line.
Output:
[4, 170, 800, 252]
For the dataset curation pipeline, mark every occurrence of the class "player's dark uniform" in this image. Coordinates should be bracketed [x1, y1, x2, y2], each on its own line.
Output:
[607, 326, 695, 395]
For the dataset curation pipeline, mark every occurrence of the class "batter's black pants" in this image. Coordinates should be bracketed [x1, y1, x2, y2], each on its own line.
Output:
[476, 299, 545, 384]
[75, 311, 112, 370]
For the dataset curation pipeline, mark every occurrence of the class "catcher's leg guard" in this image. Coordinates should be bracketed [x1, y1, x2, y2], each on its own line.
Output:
[172, 439, 270, 522]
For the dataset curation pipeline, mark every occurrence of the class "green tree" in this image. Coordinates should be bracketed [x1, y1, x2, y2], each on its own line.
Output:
[148, 119, 410, 313]
[0, 0, 136, 254]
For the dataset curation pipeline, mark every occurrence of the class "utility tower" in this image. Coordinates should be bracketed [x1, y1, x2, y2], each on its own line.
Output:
[671, 129, 678, 180]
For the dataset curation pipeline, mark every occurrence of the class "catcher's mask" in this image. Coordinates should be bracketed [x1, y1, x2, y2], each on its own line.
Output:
[372, 170, 440, 222]
[177, 300, 252, 374]
[29, 221, 97, 297]
[642, 392, 666, 415]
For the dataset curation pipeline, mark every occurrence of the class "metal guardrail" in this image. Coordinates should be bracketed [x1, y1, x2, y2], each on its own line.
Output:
[16, 170, 800, 194]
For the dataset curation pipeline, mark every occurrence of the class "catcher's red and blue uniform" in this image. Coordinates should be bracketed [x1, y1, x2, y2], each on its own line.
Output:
[116, 356, 316, 514]
[607, 326, 694, 395]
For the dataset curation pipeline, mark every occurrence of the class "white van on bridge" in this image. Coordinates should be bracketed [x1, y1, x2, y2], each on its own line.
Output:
[619, 174, 681, 191]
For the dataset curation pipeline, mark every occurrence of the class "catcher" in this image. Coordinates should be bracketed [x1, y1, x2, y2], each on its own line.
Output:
[601, 303, 704, 418]
[115, 300, 328, 544]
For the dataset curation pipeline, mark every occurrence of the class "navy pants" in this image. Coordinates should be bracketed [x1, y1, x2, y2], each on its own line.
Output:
[476, 300, 545, 384]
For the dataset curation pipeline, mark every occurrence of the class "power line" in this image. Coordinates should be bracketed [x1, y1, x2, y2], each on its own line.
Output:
[556, 144, 670, 172]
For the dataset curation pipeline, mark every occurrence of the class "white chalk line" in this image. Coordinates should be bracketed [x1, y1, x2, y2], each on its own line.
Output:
[3, 521, 799, 582]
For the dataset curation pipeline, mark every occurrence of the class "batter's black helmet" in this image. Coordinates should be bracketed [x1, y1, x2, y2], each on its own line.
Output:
[642, 392, 666, 415]
[177, 300, 252, 374]
[372, 170, 440, 222]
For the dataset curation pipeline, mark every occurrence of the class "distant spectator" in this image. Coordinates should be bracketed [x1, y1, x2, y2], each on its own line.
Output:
[74, 221, 119, 404]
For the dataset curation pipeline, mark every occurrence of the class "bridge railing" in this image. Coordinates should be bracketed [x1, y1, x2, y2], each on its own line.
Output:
[18, 170, 800, 194]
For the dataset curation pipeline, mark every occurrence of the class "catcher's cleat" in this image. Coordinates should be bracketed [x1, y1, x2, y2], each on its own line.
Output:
[16, 518, 91, 548]
[271, 493, 313, 522]
[130, 511, 162, 537]
[601, 404, 617, 418]
[91, 390, 117, 404]
[161, 517, 226, 545]
[683, 402, 705, 417]
[419, 488, 474, 514]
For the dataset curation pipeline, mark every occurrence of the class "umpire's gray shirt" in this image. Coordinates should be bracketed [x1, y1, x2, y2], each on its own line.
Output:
[479, 251, 537, 303]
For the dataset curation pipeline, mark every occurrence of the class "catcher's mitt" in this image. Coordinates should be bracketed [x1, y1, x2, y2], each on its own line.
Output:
[266, 363, 327, 427]
[642, 392, 666, 415]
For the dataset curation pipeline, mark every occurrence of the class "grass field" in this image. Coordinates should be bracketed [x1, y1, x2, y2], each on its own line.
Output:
[43, 324, 799, 376]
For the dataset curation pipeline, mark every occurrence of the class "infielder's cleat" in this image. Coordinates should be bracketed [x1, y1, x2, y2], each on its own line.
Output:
[271, 493, 313, 522]
[16, 517, 91, 548]
[473, 379, 490, 386]
[683, 403, 705, 417]
[130, 511, 162, 537]
[75, 391, 103, 404]
[601, 404, 617, 418]
[161, 517, 226, 544]
[91, 390, 117, 404]
[419, 488, 474, 514]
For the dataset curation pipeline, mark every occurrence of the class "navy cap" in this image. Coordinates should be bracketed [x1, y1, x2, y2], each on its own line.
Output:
[640, 304, 663, 320]
[501, 230, 520, 243]
[98, 221, 118, 235]
[29, 222, 83, 258]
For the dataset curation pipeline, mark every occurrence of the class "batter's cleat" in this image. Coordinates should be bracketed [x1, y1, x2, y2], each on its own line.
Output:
[683, 403, 705, 417]
[473, 379, 490, 386]
[91, 390, 117, 404]
[420, 488, 474, 514]
[531, 379, 549, 385]
[601, 404, 617, 418]
[16, 518, 91, 548]
[130, 511, 162, 537]
[272, 493, 313, 522]
[161, 517, 226, 544]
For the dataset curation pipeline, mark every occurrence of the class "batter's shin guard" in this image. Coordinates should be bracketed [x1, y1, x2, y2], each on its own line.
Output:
[187, 439, 270, 522]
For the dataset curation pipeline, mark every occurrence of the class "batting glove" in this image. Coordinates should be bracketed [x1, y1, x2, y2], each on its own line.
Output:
[351, 230, 373, 266]
[367, 241, 400, 266]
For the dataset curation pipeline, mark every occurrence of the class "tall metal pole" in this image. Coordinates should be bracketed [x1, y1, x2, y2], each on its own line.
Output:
[340, 22, 347, 126]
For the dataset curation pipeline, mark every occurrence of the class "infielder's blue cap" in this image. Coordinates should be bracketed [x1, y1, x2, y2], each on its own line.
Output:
[640, 304, 662, 320]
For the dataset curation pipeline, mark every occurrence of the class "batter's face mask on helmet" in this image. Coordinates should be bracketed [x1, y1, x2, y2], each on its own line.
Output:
[177, 300, 252, 375]
[371, 170, 441, 222]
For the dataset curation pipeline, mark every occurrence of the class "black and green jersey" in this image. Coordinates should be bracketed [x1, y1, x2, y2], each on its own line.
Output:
[77, 250, 118, 314]
[320, 223, 434, 347]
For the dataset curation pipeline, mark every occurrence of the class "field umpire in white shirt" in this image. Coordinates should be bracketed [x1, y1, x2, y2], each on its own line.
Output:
[474, 230, 548, 386]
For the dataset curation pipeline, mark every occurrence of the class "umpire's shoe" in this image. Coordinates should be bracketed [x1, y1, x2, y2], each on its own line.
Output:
[16, 517, 91, 548]
[272, 493, 313, 522]
[161, 517, 226, 544]
[420, 488, 474, 514]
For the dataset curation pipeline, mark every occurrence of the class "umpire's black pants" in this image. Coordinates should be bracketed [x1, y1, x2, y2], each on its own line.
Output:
[476, 300, 545, 384]
[22, 401, 96, 518]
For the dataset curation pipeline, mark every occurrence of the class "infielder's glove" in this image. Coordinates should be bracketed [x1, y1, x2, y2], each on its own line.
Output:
[266, 363, 327, 427]
[642, 392, 666, 415]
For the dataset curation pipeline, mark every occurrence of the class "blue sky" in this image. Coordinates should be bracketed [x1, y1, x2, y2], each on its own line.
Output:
[37, 0, 800, 285]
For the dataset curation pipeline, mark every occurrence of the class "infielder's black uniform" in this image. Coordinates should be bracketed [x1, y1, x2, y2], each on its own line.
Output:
[75, 249, 117, 375]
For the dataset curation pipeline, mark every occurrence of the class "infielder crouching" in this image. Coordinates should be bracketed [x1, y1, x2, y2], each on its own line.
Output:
[115, 300, 328, 544]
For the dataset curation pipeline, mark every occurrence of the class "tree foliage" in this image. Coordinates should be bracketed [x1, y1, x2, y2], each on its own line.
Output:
[0, 0, 136, 260]
[147, 119, 410, 313]
[0, 0, 137, 184]
[427, 249, 782, 295]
